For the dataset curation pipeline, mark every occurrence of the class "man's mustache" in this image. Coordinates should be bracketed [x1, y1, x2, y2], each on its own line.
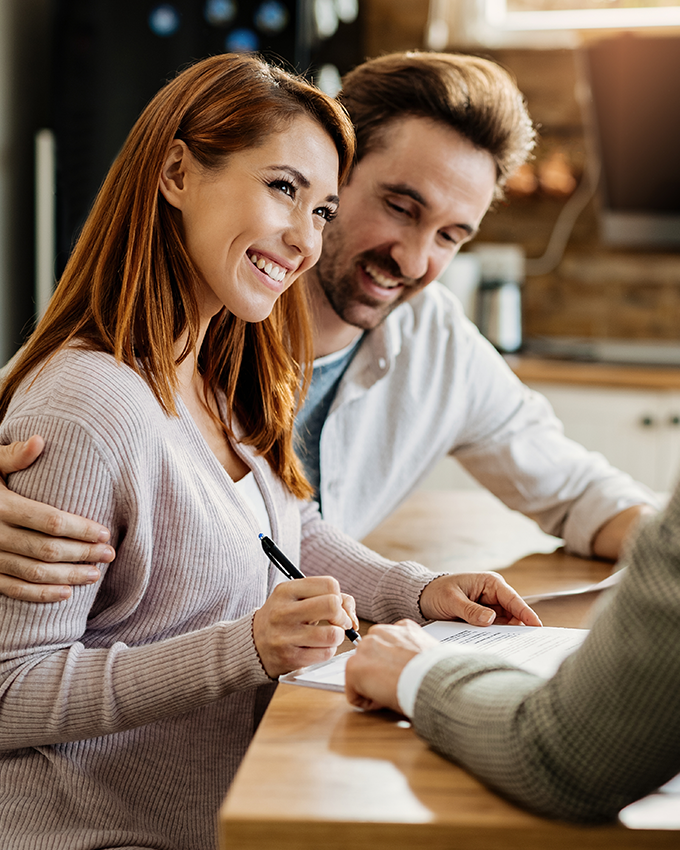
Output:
[358, 251, 419, 288]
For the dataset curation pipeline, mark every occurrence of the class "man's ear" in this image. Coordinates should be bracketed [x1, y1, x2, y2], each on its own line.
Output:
[159, 140, 190, 210]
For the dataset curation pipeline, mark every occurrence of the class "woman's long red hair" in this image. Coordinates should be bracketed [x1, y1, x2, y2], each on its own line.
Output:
[0, 54, 355, 499]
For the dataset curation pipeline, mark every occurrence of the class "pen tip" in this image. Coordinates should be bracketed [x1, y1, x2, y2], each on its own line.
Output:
[258, 533, 264, 540]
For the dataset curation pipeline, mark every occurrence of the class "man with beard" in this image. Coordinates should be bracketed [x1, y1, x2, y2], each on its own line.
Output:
[0, 52, 659, 602]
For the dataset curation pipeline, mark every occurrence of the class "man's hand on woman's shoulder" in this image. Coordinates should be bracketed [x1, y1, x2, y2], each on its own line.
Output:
[0, 437, 114, 602]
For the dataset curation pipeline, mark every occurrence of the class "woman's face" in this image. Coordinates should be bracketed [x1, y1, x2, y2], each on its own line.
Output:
[160, 114, 340, 325]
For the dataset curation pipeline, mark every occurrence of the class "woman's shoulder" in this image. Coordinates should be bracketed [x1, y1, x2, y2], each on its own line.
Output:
[6, 348, 160, 426]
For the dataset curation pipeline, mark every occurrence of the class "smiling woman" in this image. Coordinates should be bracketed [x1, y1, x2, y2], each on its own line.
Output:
[0, 53, 360, 850]
[159, 116, 340, 327]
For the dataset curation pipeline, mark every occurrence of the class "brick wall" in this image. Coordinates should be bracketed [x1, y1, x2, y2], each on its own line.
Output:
[361, 1, 680, 342]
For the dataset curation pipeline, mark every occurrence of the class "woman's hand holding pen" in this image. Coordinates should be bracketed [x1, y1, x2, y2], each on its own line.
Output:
[252, 576, 359, 679]
[419, 571, 542, 627]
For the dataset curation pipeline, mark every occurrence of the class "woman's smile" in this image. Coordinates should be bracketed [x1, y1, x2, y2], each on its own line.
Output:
[247, 250, 294, 285]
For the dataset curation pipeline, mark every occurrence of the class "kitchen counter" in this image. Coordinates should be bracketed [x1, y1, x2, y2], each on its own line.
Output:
[506, 355, 680, 390]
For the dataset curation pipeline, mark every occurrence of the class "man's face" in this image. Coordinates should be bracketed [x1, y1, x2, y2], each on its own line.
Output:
[312, 115, 497, 330]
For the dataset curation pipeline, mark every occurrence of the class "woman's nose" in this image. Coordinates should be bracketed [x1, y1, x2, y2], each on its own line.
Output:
[285, 210, 320, 260]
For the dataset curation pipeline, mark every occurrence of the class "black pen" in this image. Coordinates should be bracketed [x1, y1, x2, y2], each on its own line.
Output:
[259, 533, 362, 645]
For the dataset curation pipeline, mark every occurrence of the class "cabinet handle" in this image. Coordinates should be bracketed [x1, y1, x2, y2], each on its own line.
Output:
[640, 416, 656, 427]
[670, 415, 680, 427]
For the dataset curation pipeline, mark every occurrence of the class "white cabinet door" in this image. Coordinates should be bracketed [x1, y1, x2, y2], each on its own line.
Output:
[655, 390, 680, 492]
[526, 383, 680, 493]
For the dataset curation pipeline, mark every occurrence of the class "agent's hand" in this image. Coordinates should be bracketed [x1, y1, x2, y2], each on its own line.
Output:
[345, 619, 437, 712]
[0, 437, 114, 602]
[419, 572, 542, 627]
[252, 576, 358, 679]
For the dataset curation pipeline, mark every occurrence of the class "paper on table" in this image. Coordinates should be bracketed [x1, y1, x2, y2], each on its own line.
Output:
[279, 651, 354, 692]
[524, 569, 623, 604]
[279, 621, 588, 691]
[620, 773, 680, 829]
[421, 621, 588, 678]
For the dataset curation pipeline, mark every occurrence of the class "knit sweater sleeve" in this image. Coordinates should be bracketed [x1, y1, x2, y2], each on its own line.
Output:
[410, 486, 680, 824]
[0, 412, 271, 752]
[298, 500, 436, 624]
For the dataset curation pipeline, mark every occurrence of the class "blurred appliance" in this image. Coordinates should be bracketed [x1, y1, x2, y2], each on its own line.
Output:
[438, 252, 481, 321]
[46, 0, 364, 279]
[470, 243, 524, 354]
[584, 33, 680, 248]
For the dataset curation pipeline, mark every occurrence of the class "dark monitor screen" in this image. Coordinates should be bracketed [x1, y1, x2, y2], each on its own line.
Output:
[584, 33, 680, 248]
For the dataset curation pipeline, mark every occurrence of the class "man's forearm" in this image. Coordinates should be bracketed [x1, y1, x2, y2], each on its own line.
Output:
[591, 503, 656, 561]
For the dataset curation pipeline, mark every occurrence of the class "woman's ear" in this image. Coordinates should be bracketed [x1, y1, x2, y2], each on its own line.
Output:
[159, 140, 190, 210]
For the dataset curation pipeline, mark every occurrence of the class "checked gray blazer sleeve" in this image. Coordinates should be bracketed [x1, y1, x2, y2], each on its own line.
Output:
[411, 485, 680, 824]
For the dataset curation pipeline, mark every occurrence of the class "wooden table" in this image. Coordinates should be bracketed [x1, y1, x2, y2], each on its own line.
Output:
[219, 491, 678, 849]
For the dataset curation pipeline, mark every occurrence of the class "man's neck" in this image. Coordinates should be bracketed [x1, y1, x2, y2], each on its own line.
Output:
[304, 271, 363, 359]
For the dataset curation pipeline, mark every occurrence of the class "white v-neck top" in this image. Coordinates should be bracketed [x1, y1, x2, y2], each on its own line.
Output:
[234, 471, 271, 538]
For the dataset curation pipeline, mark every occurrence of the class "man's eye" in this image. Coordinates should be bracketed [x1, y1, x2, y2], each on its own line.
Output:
[270, 179, 296, 198]
[386, 200, 408, 215]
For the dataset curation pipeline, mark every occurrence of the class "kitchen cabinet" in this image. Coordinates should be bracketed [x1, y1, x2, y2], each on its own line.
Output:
[420, 359, 680, 494]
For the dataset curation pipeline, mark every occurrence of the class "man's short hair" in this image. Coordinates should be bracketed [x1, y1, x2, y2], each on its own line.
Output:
[338, 51, 536, 196]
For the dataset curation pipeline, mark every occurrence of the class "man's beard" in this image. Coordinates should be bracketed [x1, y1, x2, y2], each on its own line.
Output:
[314, 230, 417, 331]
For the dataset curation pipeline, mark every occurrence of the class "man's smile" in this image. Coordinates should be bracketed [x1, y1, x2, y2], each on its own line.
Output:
[362, 262, 403, 290]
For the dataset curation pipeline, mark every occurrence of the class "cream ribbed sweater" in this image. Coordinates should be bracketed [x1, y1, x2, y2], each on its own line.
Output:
[0, 349, 433, 850]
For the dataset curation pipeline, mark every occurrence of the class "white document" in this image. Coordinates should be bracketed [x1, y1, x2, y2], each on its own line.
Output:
[423, 622, 588, 677]
[279, 621, 588, 692]
[620, 772, 680, 829]
[524, 569, 623, 604]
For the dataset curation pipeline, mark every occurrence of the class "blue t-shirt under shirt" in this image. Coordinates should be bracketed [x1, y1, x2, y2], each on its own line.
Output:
[294, 335, 363, 507]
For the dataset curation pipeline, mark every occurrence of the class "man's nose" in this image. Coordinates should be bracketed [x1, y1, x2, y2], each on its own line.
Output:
[390, 231, 431, 282]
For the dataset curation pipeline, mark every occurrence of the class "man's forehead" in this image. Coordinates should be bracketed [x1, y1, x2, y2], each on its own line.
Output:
[351, 119, 481, 189]
[366, 115, 468, 161]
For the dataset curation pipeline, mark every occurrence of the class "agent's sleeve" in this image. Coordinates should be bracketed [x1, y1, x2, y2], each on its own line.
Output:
[411, 488, 680, 823]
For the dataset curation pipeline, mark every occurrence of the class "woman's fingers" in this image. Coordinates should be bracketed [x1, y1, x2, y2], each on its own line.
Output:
[252, 577, 357, 678]
[419, 572, 541, 627]
[476, 575, 542, 627]
[341, 592, 359, 631]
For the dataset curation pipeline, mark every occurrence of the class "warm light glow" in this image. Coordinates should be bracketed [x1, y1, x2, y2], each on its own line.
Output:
[486, 0, 680, 29]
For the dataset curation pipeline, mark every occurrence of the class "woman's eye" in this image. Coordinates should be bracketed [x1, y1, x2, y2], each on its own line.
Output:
[314, 206, 337, 223]
[270, 179, 296, 199]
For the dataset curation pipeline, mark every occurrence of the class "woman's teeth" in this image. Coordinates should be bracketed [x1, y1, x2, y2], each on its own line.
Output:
[248, 253, 286, 283]
[364, 263, 401, 289]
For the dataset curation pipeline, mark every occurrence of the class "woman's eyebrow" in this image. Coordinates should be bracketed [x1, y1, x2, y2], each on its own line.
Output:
[269, 166, 339, 204]
[270, 165, 310, 188]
